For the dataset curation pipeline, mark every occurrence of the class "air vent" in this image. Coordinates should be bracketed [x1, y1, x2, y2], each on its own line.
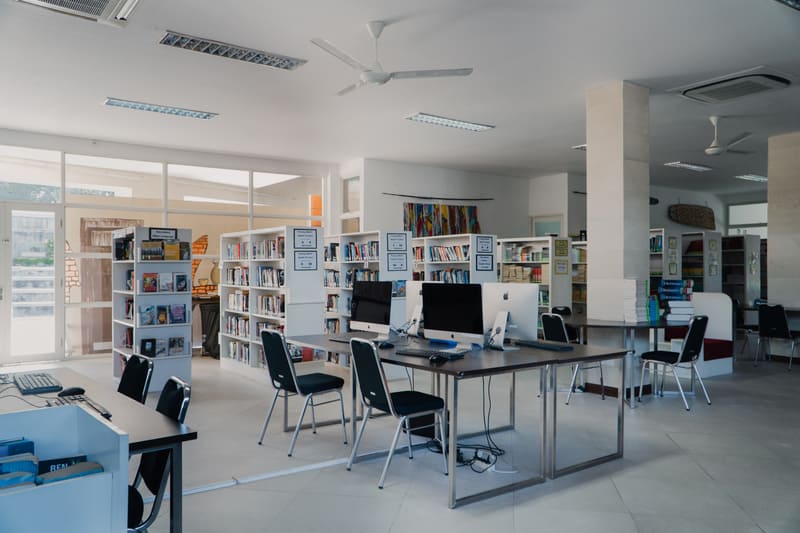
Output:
[17, 0, 140, 23]
[670, 66, 792, 104]
[159, 31, 307, 71]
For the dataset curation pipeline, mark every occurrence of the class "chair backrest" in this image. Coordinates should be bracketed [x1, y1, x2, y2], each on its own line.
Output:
[117, 354, 154, 404]
[551, 306, 572, 317]
[541, 313, 570, 343]
[138, 377, 191, 496]
[260, 329, 299, 393]
[758, 304, 791, 339]
[349, 338, 394, 416]
[678, 315, 709, 363]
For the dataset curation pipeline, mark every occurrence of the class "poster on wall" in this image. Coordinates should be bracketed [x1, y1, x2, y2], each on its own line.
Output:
[476, 254, 494, 271]
[293, 228, 317, 249]
[476, 236, 493, 253]
[403, 202, 482, 237]
[555, 259, 569, 275]
[387, 252, 408, 272]
[386, 233, 407, 251]
[294, 251, 318, 271]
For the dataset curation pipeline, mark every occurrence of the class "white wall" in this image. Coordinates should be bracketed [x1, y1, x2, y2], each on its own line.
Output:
[650, 185, 727, 234]
[529, 173, 568, 231]
[567, 174, 587, 237]
[361, 159, 529, 238]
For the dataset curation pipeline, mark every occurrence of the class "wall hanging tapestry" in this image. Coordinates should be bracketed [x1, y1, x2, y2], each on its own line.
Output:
[403, 202, 482, 237]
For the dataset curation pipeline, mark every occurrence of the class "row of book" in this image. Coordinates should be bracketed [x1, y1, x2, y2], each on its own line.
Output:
[428, 245, 469, 262]
[253, 266, 284, 288]
[141, 240, 190, 261]
[571, 246, 587, 263]
[140, 336, 185, 357]
[502, 244, 548, 263]
[0, 438, 103, 490]
[227, 339, 250, 364]
[501, 264, 550, 284]
[325, 318, 341, 335]
[324, 269, 340, 288]
[255, 294, 284, 316]
[343, 241, 379, 262]
[224, 315, 249, 338]
[114, 237, 135, 261]
[324, 243, 339, 262]
[413, 246, 424, 262]
[429, 269, 470, 283]
[227, 291, 249, 313]
[658, 279, 693, 302]
[572, 285, 586, 305]
[140, 272, 190, 293]
[120, 327, 133, 349]
[649, 233, 664, 253]
[665, 300, 694, 324]
[343, 268, 378, 287]
[252, 237, 285, 259]
[573, 264, 587, 283]
[623, 279, 648, 323]
[224, 266, 249, 286]
[139, 304, 187, 326]
[225, 242, 250, 260]
[326, 294, 340, 312]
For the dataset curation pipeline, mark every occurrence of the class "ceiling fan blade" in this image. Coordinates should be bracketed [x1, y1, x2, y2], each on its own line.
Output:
[725, 132, 753, 149]
[390, 68, 473, 80]
[726, 149, 756, 155]
[310, 38, 369, 72]
[336, 81, 365, 96]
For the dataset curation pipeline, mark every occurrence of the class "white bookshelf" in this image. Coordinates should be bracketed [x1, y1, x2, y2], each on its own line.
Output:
[322, 230, 413, 335]
[649, 228, 682, 289]
[111, 226, 192, 393]
[681, 231, 722, 293]
[721, 234, 761, 306]
[219, 226, 325, 379]
[498, 236, 571, 314]
[570, 240, 587, 315]
[415, 233, 497, 284]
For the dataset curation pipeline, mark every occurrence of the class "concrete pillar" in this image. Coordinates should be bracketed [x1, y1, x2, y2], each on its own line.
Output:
[767, 131, 800, 306]
[586, 81, 650, 321]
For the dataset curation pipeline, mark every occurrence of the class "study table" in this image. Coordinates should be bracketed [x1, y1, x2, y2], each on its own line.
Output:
[0, 367, 197, 533]
[287, 333, 627, 508]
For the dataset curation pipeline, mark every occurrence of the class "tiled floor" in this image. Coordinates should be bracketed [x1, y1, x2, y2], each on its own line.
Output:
[67, 353, 800, 533]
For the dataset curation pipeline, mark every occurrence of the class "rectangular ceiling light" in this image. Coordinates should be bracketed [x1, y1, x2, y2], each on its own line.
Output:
[734, 174, 768, 182]
[663, 161, 713, 172]
[104, 97, 217, 119]
[159, 30, 307, 71]
[406, 113, 494, 132]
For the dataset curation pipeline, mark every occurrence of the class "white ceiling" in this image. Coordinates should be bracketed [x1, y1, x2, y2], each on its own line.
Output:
[0, 0, 798, 196]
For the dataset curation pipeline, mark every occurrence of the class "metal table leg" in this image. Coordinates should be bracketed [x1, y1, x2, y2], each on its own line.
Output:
[169, 442, 183, 533]
[447, 376, 459, 509]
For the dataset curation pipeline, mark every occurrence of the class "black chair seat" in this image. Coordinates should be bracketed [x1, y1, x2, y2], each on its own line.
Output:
[296, 372, 344, 395]
[641, 350, 680, 365]
[128, 485, 144, 528]
[390, 390, 445, 416]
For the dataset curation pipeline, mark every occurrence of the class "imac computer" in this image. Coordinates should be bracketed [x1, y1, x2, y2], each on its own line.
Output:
[350, 280, 393, 337]
[482, 282, 540, 348]
[422, 282, 484, 351]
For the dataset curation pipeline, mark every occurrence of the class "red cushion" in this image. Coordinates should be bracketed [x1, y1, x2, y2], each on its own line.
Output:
[703, 338, 732, 361]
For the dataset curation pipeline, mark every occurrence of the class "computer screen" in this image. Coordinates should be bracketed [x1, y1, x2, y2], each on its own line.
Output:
[422, 283, 484, 348]
[350, 280, 393, 334]
[482, 282, 540, 342]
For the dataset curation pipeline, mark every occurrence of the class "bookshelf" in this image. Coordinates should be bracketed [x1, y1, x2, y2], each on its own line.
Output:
[681, 231, 722, 293]
[649, 228, 682, 286]
[323, 230, 413, 335]
[219, 226, 325, 379]
[570, 240, 587, 315]
[415, 233, 497, 284]
[498, 236, 571, 314]
[111, 226, 192, 393]
[721, 234, 761, 306]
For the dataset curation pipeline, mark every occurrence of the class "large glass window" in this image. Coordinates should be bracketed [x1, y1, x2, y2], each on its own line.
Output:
[252, 173, 322, 218]
[168, 165, 249, 213]
[65, 155, 162, 208]
[0, 145, 61, 203]
[728, 202, 767, 238]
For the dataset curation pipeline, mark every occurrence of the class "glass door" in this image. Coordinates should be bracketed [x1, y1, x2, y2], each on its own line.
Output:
[0, 203, 64, 363]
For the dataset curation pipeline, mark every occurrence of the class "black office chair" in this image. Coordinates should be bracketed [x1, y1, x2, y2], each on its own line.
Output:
[733, 298, 759, 361]
[638, 315, 711, 411]
[347, 338, 448, 489]
[257, 329, 347, 456]
[551, 306, 580, 342]
[756, 304, 798, 370]
[127, 376, 191, 532]
[542, 313, 604, 405]
[117, 354, 154, 404]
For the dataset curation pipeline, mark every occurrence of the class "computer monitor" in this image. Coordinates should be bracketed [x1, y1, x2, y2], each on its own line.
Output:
[482, 282, 540, 344]
[350, 280, 393, 335]
[422, 282, 484, 350]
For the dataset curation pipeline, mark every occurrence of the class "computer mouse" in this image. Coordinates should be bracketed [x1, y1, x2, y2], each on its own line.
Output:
[58, 386, 85, 397]
[429, 354, 446, 364]
[377, 341, 394, 349]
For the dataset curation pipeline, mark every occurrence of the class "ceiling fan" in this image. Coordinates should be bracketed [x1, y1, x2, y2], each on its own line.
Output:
[704, 115, 754, 155]
[311, 21, 473, 96]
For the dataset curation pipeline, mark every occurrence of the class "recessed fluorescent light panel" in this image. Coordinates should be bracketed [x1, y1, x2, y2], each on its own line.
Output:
[104, 98, 217, 119]
[734, 174, 768, 182]
[159, 31, 307, 71]
[663, 161, 713, 172]
[571, 144, 587, 151]
[406, 113, 494, 132]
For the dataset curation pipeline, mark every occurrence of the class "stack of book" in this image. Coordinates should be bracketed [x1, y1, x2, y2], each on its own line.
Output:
[623, 279, 648, 323]
[665, 300, 694, 324]
[658, 279, 693, 302]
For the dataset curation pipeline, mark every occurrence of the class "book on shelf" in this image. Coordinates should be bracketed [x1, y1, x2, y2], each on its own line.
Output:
[125, 298, 134, 320]
[114, 238, 134, 260]
[156, 305, 169, 325]
[121, 327, 133, 349]
[428, 244, 469, 262]
[139, 305, 155, 326]
[142, 273, 158, 293]
[180, 241, 191, 260]
[141, 240, 164, 260]
[169, 304, 187, 323]
[155, 339, 167, 357]
[168, 337, 185, 355]
[429, 268, 470, 283]
[225, 266, 250, 286]
[140, 338, 156, 357]
[254, 266, 282, 287]
[163, 240, 181, 261]
[158, 274, 174, 292]
[174, 273, 189, 292]
[125, 269, 134, 290]
[343, 240, 379, 262]
[324, 242, 339, 262]
[253, 236, 285, 259]
[324, 269, 340, 288]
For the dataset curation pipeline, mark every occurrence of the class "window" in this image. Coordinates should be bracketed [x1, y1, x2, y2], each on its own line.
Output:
[728, 202, 767, 238]
[0, 145, 61, 203]
[66, 155, 162, 208]
[168, 165, 249, 213]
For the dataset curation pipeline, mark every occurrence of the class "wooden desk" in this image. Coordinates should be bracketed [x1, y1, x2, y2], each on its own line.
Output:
[0, 368, 197, 533]
[287, 334, 626, 508]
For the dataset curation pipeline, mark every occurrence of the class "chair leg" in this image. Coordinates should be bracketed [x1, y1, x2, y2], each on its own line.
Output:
[692, 363, 711, 405]
[288, 394, 312, 457]
[337, 390, 348, 444]
[671, 366, 690, 411]
[310, 396, 317, 434]
[754, 336, 761, 366]
[599, 361, 605, 400]
[638, 360, 647, 402]
[789, 340, 796, 372]
[257, 389, 281, 445]
[437, 411, 448, 476]
[405, 417, 413, 459]
[378, 417, 406, 489]
[347, 405, 371, 471]
[660, 365, 666, 396]
[740, 333, 749, 355]
[565, 364, 581, 405]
